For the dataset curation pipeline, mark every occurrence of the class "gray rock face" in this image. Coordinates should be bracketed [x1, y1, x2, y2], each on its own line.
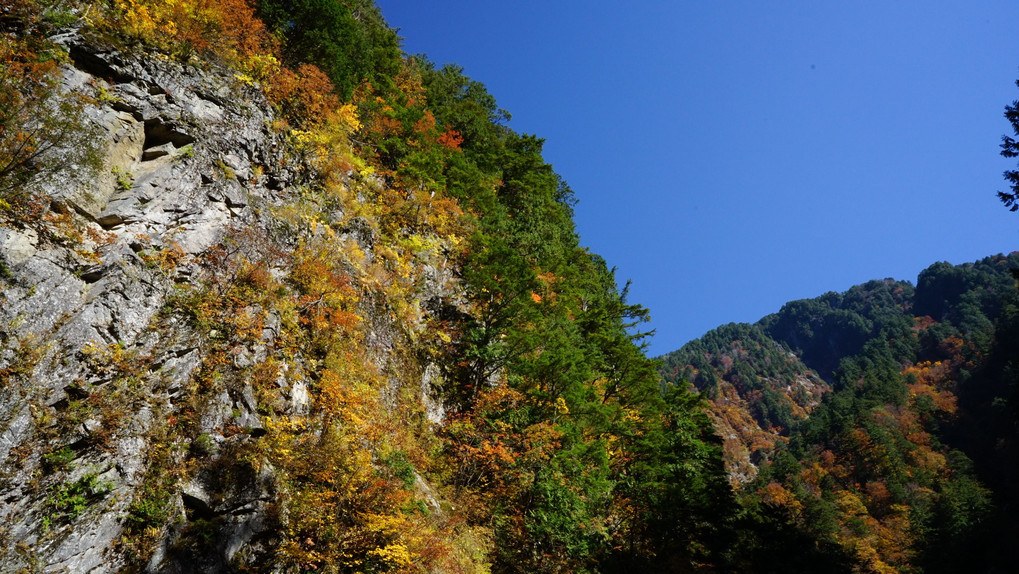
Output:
[0, 36, 298, 573]
[0, 28, 465, 574]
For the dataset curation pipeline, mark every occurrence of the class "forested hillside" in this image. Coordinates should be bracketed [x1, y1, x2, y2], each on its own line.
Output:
[662, 254, 1019, 572]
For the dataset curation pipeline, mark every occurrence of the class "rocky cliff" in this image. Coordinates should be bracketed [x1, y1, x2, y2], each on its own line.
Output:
[0, 32, 458, 572]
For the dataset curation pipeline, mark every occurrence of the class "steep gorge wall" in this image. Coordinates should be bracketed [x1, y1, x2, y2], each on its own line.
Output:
[0, 35, 457, 573]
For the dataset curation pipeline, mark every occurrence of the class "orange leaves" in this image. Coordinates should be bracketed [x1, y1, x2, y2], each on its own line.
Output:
[759, 482, 804, 516]
[290, 243, 360, 339]
[265, 63, 340, 128]
[527, 270, 561, 306]
[414, 110, 437, 135]
[864, 481, 892, 514]
[209, 0, 271, 61]
[315, 365, 373, 426]
[139, 241, 187, 276]
[444, 384, 564, 517]
[261, 353, 470, 573]
[903, 358, 960, 416]
[436, 129, 464, 150]
[535, 271, 558, 288]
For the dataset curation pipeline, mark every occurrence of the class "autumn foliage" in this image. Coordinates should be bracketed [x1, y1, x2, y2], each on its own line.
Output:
[112, 0, 270, 63]
[12, 2, 1015, 573]
[666, 260, 1019, 573]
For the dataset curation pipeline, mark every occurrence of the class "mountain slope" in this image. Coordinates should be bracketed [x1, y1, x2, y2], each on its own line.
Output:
[660, 254, 1019, 572]
[660, 322, 830, 482]
[3, 2, 1016, 573]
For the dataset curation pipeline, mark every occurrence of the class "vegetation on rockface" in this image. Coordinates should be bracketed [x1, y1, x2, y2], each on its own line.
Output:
[661, 255, 1019, 573]
[0, 0, 99, 210]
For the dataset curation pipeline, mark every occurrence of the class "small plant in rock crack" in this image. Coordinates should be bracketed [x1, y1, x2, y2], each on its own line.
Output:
[43, 472, 114, 529]
[216, 159, 236, 179]
[189, 433, 218, 457]
[112, 167, 134, 191]
[92, 81, 121, 105]
[41, 446, 75, 473]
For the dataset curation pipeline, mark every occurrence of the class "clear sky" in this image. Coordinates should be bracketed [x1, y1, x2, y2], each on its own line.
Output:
[374, 1, 1019, 357]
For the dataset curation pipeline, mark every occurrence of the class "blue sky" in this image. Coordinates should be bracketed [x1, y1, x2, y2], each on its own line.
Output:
[375, 1, 1019, 357]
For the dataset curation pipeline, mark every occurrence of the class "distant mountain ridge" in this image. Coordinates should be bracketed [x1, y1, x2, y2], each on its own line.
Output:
[659, 253, 1019, 572]
[659, 276, 922, 481]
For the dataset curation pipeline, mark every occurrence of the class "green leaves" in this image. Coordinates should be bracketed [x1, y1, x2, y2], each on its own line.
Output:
[254, 0, 401, 98]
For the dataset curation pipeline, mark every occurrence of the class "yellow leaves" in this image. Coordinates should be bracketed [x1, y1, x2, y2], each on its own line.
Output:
[242, 53, 281, 82]
[401, 233, 438, 254]
[263, 416, 309, 436]
[604, 434, 621, 460]
[906, 446, 947, 475]
[265, 392, 443, 572]
[338, 103, 362, 131]
[365, 512, 409, 536]
[110, 0, 274, 65]
[834, 490, 868, 517]
[554, 397, 569, 415]
[316, 367, 376, 428]
[368, 543, 413, 568]
[114, 0, 159, 40]
[289, 105, 365, 175]
[289, 128, 322, 148]
[622, 408, 642, 424]
[113, 0, 213, 54]
[831, 490, 915, 573]
[233, 72, 255, 86]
